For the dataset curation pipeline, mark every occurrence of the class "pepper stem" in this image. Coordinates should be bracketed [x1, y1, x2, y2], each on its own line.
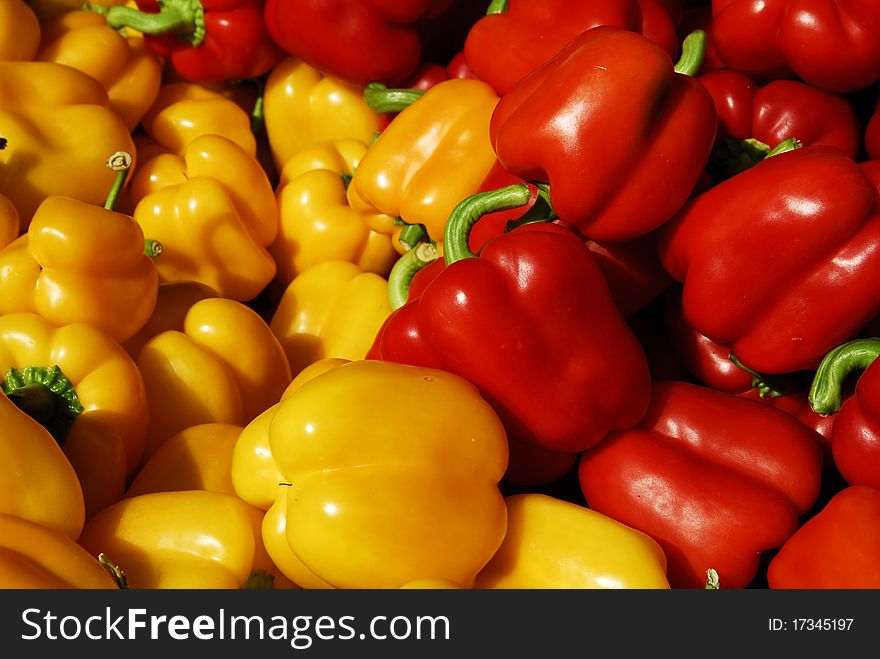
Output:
[363, 82, 425, 114]
[443, 184, 534, 265]
[504, 182, 556, 232]
[705, 569, 720, 590]
[98, 553, 129, 589]
[486, 0, 508, 14]
[104, 151, 132, 211]
[398, 223, 428, 250]
[0, 137, 6, 149]
[728, 353, 784, 398]
[83, 0, 206, 47]
[765, 137, 802, 158]
[388, 242, 441, 310]
[243, 569, 276, 589]
[1, 365, 84, 445]
[809, 338, 880, 415]
[673, 30, 707, 77]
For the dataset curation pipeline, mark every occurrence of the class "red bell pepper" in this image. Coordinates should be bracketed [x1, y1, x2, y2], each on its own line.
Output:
[711, 0, 880, 93]
[84, 0, 283, 83]
[463, 0, 679, 96]
[263, 0, 457, 87]
[488, 26, 717, 241]
[768, 485, 880, 589]
[866, 92, 880, 161]
[658, 146, 880, 375]
[579, 380, 824, 589]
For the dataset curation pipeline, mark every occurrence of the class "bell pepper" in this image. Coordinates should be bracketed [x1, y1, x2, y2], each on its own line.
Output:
[0, 513, 118, 588]
[866, 92, 880, 161]
[347, 78, 499, 251]
[474, 494, 670, 589]
[84, 0, 284, 83]
[0, 312, 149, 520]
[578, 380, 824, 589]
[263, 0, 455, 87]
[138, 297, 291, 460]
[0, 0, 41, 61]
[0, 61, 136, 230]
[36, 9, 162, 131]
[0, 385, 85, 539]
[463, 0, 679, 96]
[370, 199, 652, 458]
[768, 485, 880, 589]
[270, 140, 398, 285]
[0, 193, 19, 251]
[658, 146, 880, 375]
[77, 490, 290, 589]
[27, 0, 124, 21]
[0, 152, 159, 343]
[269, 261, 392, 376]
[263, 57, 381, 174]
[711, 0, 880, 93]
[232, 358, 508, 588]
[488, 27, 717, 241]
[698, 68, 861, 181]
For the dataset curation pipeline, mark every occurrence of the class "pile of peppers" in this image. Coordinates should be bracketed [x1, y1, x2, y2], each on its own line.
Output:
[3, 0, 880, 590]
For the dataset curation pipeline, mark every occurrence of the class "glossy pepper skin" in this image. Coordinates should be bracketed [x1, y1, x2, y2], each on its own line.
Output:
[489, 26, 717, 241]
[474, 494, 670, 589]
[768, 486, 880, 589]
[712, 0, 880, 94]
[0, 513, 117, 588]
[264, 0, 454, 86]
[658, 146, 880, 375]
[0, 0, 41, 61]
[348, 78, 499, 250]
[579, 381, 824, 589]
[233, 358, 508, 589]
[464, 0, 679, 96]
[85, 0, 284, 83]
[0, 62, 136, 230]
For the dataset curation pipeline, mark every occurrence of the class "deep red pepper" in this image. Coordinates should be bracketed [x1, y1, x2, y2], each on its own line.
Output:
[711, 0, 880, 93]
[768, 485, 880, 589]
[658, 146, 880, 375]
[488, 26, 717, 241]
[84, 0, 284, 83]
[866, 92, 880, 161]
[579, 380, 824, 589]
[462, 0, 679, 96]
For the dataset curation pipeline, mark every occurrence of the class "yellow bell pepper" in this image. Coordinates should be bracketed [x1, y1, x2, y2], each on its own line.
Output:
[271, 139, 397, 285]
[0, 61, 136, 229]
[0, 386, 84, 539]
[138, 297, 291, 460]
[26, 0, 124, 22]
[0, 0, 40, 61]
[0, 152, 159, 343]
[140, 81, 257, 159]
[474, 494, 670, 589]
[77, 490, 292, 589]
[0, 513, 117, 588]
[347, 78, 499, 251]
[269, 261, 392, 375]
[264, 57, 380, 172]
[0, 312, 149, 519]
[36, 10, 162, 131]
[233, 358, 509, 589]
[0, 192, 19, 250]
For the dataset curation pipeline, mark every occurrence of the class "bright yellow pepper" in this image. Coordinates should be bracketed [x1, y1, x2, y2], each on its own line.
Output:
[263, 57, 380, 172]
[0, 192, 19, 250]
[269, 261, 392, 375]
[0, 312, 149, 519]
[474, 494, 670, 589]
[0, 0, 40, 61]
[140, 81, 257, 159]
[0, 153, 159, 343]
[271, 139, 397, 285]
[233, 358, 509, 589]
[0, 387, 84, 539]
[26, 0, 124, 22]
[36, 11, 162, 131]
[0, 61, 136, 229]
[0, 513, 117, 588]
[347, 78, 499, 251]
[77, 490, 292, 589]
[138, 297, 291, 460]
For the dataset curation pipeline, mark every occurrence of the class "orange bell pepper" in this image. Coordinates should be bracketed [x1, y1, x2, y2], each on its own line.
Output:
[0, 0, 41, 61]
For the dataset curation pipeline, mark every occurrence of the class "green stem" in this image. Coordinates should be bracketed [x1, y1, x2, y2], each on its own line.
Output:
[339, 171, 353, 191]
[387, 242, 441, 310]
[809, 338, 880, 415]
[705, 569, 720, 590]
[2, 365, 84, 445]
[504, 182, 556, 232]
[144, 239, 163, 259]
[765, 137, 802, 158]
[398, 223, 428, 250]
[83, 0, 206, 47]
[443, 184, 534, 265]
[728, 353, 784, 398]
[243, 569, 275, 590]
[673, 30, 707, 77]
[104, 151, 132, 211]
[363, 82, 425, 114]
[486, 0, 508, 14]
